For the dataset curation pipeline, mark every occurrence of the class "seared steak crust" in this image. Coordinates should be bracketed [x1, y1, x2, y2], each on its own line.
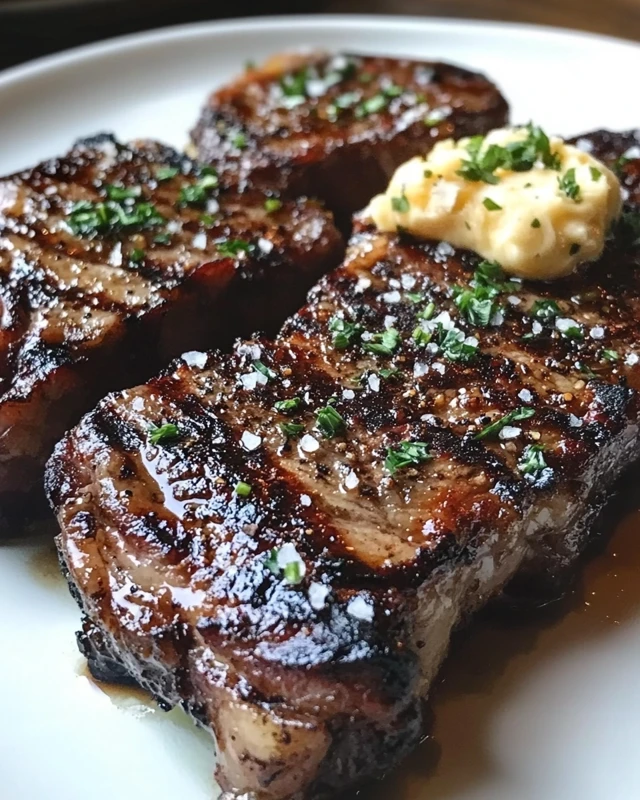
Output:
[0, 135, 343, 531]
[191, 52, 509, 222]
[48, 130, 640, 799]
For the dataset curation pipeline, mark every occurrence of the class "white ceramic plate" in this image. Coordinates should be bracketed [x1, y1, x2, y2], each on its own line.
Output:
[1, 15, 640, 800]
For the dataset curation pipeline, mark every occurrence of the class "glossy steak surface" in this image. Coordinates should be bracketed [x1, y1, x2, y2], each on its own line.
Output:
[191, 52, 509, 223]
[0, 135, 343, 530]
[48, 129, 640, 799]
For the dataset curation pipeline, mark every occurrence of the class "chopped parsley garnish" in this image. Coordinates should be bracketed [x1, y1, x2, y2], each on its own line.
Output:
[200, 213, 216, 226]
[383, 83, 403, 98]
[264, 197, 283, 213]
[518, 444, 549, 479]
[217, 238, 254, 258]
[354, 93, 387, 118]
[178, 170, 219, 207]
[264, 547, 304, 585]
[602, 349, 619, 361]
[280, 66, 310, 99]
[385, 441, 431, 476]
[424, 169, 433, 179]
[280, 421, 305, 438]
[412, 325, 432, 346]
[418, 301, 436, 321]
[252, 360, 276, 380]
[379, 367, 401, 380]
[67, 199, 165, 238]
[284, 561, 303, 584]
[531, 217, 541, 228]
[405, 291, 424, 304]
[315, 404, 346, 438]
[274, 397, 302, 413]
[456, 124, 560, 185]
[130, 248, 145, 263]
[235, 481, 252, 497]
[362, 327, 401, 356]
[231, 132, 248, 149]
[326, 91, 361, 117]
[590, 167, 602, 181]
[105, 184, 141, 201]
[148, 423, 180, 446]
[452, 259, 507, 328]
[153, 232, 171, 245]
[439, 327, 479, 362]
[558, 168, 581, 201]
[329, 316, 362, 350]
[453, 290, 495, 327]
[391, 191, 410, 213]
[530, 299, 560, 322]
[474, 407, 535, 440]
[155, 166, 180, 182]
[482, 197, 502, 211]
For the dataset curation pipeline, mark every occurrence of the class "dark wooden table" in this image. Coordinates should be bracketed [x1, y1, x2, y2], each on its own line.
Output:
[325, 0, 640, 42]
[1, 0, 638, 72]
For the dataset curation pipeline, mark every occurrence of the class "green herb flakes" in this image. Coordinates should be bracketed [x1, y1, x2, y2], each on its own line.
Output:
[482, 197, 502, 211]
[148, 423, 180, 446]
[385, 441, 431, 475]
[264, 197, 283, 213]
[274, 397, 302, 414]
[362, 328, 401, 357]
[315, 405, 346, 439]
[235, 481, 252, 497]
[329, 317, 362, 350]
[518, 444, 549, 479]
[475, 407, 535, 440]
[558, 168, 581, 201]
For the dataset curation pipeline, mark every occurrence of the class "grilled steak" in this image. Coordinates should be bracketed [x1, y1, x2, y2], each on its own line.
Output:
[191, 52, 509, 223]
[0, 135, 343, 532]
[47, 129, 640, 800]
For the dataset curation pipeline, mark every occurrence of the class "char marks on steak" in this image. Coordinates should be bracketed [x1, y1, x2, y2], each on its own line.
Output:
[191, 52, 509, 223]
[0, 135, 343, 531]
[47, 130, 640, 799]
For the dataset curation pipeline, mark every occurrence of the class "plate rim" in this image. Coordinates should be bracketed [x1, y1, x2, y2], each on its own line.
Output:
[1, 13, 640, 95]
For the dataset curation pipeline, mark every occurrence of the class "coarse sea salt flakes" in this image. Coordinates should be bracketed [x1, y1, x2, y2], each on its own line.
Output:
[192, 232, 207, 250]
[532, 321, 543, 335]
[182, 351, 208, 369]
[626, 352, 639, 366]
[300, 433, 320, 453]
[344, 470, 359, 490]
[277, 543, 306, 578]
[384, 315, 397, 329]
[258, 237, 274, 254]
[382, 290, 401, 304]
[237, 343, 261, 360]
[342, 389, 355, 400]
[241, 431, 262, 451]
[499, 425, 521, 440]
[518, 388, 533, 403]
[589, 326, 605, 340]
[300, 494, 312, 507]
[414, 361, 429, 377]
[368, 373, 381, 392]
[347, 595, 374, 622]
[308, 582, 330, 610]
[569, 414, 583, 427]
[432, 362, 445, 374]
[401, 274, 416, 290]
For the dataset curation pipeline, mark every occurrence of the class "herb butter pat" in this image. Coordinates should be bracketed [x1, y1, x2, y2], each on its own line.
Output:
[367, 126, 622, 280]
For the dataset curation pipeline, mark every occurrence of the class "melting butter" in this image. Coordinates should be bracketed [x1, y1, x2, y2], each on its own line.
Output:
[367, 127, 622, 280]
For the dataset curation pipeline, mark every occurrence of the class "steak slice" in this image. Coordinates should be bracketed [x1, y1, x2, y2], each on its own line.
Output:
[47, 130, 640, 800]
[190, 52, 509, 223]
[0, 135, 343, 533]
